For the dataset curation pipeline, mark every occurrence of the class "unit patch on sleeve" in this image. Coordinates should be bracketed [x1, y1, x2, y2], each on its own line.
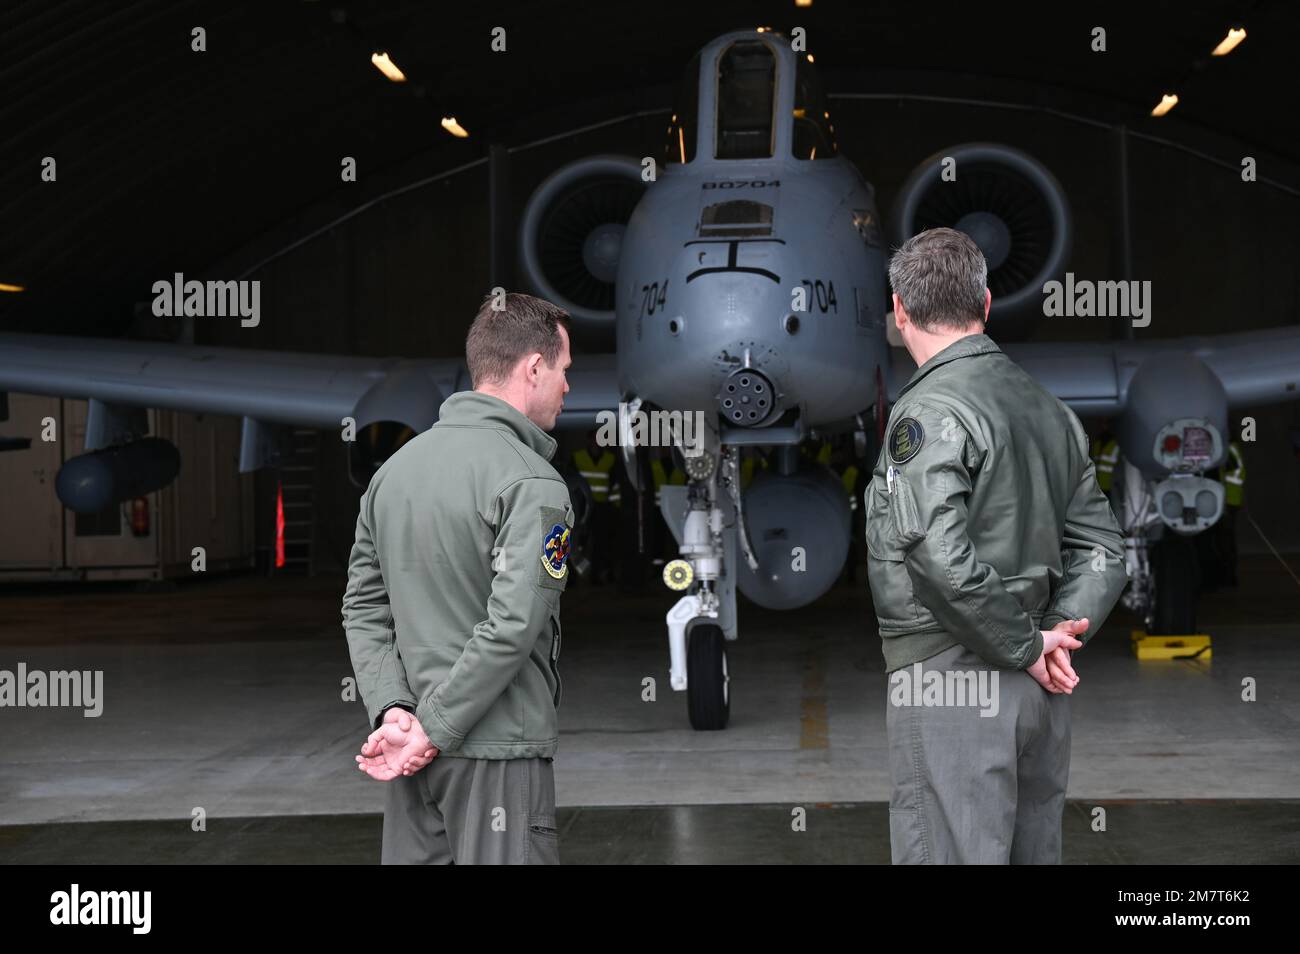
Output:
[538, 505, 571, 589]
[889, 417, 925, 464]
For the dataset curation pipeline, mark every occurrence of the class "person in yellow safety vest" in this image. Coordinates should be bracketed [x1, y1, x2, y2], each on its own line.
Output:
[573, 435, 620, 585]
[650, 454, 687, 508]
[841, 462, 860, 511]
[1091, 435, 1120, 493]
[649, 451, 686, 564]
[573, 444, 621, 506]
[819, 441, 864, 582]
[739, 452, 769, 490]
[812, 440, 860, 511]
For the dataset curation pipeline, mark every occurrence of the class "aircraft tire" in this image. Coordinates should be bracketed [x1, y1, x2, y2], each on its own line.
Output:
[687, 623, 729, 730]
[1153, 535, 1198, 635]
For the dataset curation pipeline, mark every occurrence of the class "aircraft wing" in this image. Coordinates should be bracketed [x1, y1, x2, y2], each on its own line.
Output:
[887, 327, 1300, 415]
[0, 332, 621, 439]
[6, 326, 1296, 448]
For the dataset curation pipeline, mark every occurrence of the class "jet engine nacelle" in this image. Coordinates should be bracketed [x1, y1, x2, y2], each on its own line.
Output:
[55, 437, 181, 513]
[1117, 353, 1229, 481]
[736, 465, 851, 610]
[348, 367, 444, 486]
[518, 155, 647, 346]
[891, 142, 1073, 341]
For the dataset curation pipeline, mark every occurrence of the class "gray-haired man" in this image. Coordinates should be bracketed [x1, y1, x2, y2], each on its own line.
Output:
[866, 228, 1128, 863]
[343, 292, 574, 864]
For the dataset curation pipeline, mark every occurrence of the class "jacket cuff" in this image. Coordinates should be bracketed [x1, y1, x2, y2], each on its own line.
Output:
[373, 701, 416, 731]
[366, 686, 416, 730]
[1041, 610, 1095, 649]
[1018, 629, 1044, 670]
[416, 695, 465, 754]
[1040, 610, 1068, 631]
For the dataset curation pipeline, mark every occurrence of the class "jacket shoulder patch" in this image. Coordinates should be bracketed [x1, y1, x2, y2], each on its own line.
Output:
[538, 505, 571, 589]
[889, 417, 925, 464]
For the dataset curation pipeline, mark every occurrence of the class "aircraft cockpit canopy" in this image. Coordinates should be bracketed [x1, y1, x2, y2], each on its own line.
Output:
[665, 35, 838, 165]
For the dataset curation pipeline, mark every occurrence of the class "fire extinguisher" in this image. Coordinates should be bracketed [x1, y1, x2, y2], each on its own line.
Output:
[130, 497, 150, 537]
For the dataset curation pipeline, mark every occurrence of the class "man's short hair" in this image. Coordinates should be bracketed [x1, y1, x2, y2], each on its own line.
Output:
[465, 292, 571, 388]
[887, 227, 988, 333]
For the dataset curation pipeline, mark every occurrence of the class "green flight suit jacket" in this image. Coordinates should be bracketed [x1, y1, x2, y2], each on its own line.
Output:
[866, 333, 1129, 672]
[342, 390, 574, 759]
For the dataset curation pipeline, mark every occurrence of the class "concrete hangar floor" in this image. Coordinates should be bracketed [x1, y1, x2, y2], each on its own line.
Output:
[1, 557, 1297, 864]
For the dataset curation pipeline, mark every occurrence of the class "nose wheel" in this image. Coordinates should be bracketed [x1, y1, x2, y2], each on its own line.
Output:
[687, 623, 729, 730]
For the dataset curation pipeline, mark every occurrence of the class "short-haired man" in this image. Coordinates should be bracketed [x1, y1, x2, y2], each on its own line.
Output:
[868, 228, 1129, 864]
[343, 292, 574, 864]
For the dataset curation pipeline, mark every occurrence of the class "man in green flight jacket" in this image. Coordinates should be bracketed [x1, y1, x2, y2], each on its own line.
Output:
[343, 292, 575, 865]
[867, 228, 1129, 864]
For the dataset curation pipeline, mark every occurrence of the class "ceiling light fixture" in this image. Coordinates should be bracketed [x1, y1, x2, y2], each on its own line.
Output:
[1211, 27, 1247, 56]
[371, 52, 406, 82]
[1151, 93, 1179, 117]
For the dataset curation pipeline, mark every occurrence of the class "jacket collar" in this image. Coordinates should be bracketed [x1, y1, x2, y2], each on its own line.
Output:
[437, 390, 557, 461]
[898, 332, 1002, 399]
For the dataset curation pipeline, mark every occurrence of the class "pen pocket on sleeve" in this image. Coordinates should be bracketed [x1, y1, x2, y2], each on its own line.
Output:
[888, 473, 927, 550]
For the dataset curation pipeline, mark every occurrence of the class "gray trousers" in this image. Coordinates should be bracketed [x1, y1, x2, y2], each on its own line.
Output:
[886, 643, 1071, 864]
[381, 756, 559, 864]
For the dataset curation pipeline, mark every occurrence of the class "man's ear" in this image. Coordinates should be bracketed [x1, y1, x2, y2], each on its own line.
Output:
[886, 297, 905, 348]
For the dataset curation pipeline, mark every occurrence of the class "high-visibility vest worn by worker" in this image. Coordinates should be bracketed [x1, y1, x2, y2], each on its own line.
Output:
[814, 442, 859, 511]
[574, 448, 620, 506]
[740, 455, 769, 490]
[650, 458, 686, 507]
[842, 464, 860, 511]
[1223, 442, 1245, 507]
[1091, 437, 1119, 492]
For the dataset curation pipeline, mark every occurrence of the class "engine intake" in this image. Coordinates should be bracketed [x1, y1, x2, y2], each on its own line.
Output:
[519, 155, 646, 344]
[891, 143, 1073, 340]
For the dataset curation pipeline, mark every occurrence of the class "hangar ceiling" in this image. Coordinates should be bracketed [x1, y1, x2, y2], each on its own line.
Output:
[1, 0, 1293, 334]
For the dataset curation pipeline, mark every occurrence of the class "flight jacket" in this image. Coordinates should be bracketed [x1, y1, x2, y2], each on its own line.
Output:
[342, 390, 574, 759]
[865, 333, 1129, 672]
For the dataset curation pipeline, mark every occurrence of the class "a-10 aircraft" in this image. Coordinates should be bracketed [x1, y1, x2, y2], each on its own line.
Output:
[3, 30, 1298, 730]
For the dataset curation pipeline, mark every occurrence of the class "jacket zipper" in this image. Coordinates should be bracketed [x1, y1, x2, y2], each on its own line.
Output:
[549, 616, 562, 708]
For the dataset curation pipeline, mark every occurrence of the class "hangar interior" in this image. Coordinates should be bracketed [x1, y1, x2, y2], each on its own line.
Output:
[1, 0, 1298, 863]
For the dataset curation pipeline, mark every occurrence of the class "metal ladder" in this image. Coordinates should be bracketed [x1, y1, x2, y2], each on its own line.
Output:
[278, 428, 319, 575]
